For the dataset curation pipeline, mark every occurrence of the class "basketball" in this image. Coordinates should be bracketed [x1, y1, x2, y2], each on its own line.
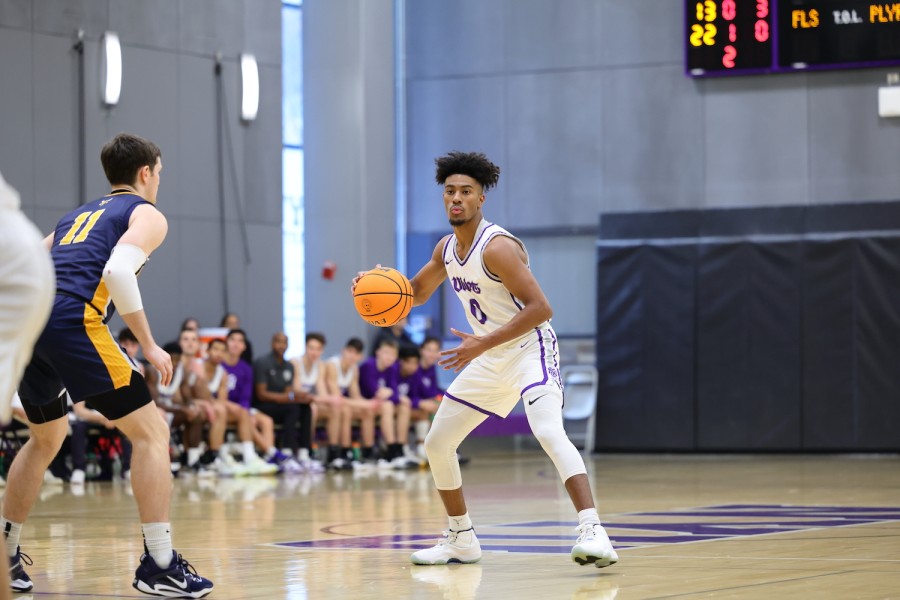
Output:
[353, 267, 413, 327]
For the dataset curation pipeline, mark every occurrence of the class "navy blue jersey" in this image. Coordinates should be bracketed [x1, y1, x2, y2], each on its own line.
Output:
[50, 191, 149, 318]
[19, 190, 153, 410]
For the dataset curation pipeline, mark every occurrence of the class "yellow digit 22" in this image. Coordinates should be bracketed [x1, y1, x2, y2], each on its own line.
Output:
[59, 209, 106, 245]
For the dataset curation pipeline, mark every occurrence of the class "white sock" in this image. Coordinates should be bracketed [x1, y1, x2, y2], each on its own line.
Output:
[297, 448, 310, 461]
[578, 508, 600, 526]
[414, 420, 430, 442]
[449, 512, 473, 532]
[141, 522, 173, 569]
[186, 447, 201, 467]
[264, 447, 277, 459]
[241, 441, 257, 463]
[1, 518, 22, 557]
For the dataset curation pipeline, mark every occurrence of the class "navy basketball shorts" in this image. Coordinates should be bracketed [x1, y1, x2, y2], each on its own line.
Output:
[18, 295, 149, 423]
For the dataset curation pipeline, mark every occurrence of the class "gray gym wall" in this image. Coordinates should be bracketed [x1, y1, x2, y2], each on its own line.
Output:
[0, 0, 283, 354]
[403, 0, 900, 338]
[5, 0, 900, 352]
[302, 0, 397, 356]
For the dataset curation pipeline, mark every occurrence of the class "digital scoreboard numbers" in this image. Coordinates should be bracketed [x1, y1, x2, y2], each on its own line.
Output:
[686, 1, 900, 76]
[780, 1, 900, 69]
[686, 1, 774, 75]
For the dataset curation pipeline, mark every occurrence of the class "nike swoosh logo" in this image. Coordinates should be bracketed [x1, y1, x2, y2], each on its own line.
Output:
[527, 394, 547, 406]
[519, 341, 529, 348]
[445, 259, 453, 264]
[166, 575, 189, 590]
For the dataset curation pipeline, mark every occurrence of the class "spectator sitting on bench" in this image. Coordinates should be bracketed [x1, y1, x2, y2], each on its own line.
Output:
[323, 338, 378, 467]
[291, 333, 347, 470]
[203, 339, 278, 476]
[221, 330, 302, 473]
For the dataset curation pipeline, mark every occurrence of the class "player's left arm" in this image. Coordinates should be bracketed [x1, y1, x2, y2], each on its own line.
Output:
[105, 205, 173, 384]
[43, 233, 54, 251]
[439, 236, 552, 372]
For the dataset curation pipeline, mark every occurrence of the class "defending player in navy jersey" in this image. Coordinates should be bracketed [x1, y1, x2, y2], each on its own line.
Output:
[353, 151, 617, 568]
[2, 134, 213, 597]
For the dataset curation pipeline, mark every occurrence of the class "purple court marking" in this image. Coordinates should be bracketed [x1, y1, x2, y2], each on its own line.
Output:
[274, 504, 900, 555]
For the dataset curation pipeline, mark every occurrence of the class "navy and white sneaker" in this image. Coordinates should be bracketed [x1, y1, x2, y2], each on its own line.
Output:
[133, 551, 213, 598]
[9, 546, 33, 592]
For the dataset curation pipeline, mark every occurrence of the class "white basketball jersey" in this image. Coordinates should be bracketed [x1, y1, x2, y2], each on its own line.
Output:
[206, 364, 226, 395]
[328, 355, 355, 393]
[443, 220, 550, 341]
[295, 357, 320, 392]
[157, 363, 185, 406]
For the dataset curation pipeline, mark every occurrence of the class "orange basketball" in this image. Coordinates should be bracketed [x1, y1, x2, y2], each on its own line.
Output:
[353, 267, 413, 327]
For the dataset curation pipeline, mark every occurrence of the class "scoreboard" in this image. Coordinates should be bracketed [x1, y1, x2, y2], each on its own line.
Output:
[686, 1, 900, 76]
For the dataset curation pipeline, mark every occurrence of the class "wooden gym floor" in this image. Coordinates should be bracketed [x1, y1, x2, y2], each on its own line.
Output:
[6, 450, 899, 599]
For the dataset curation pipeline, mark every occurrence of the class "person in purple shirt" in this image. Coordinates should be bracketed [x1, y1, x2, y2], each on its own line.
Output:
[397, 345, 439, 464]
[358, 338, 412, 467]
[222, 329, 294, 469]
[418, 336, 445, 400]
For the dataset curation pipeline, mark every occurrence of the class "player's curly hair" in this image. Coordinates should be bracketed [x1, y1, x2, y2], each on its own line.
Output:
[434, 152, 500, 191]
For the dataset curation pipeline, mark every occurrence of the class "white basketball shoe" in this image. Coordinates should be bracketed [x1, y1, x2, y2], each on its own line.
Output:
[571, 522, 618, 568]
[410, 529, 482, 565]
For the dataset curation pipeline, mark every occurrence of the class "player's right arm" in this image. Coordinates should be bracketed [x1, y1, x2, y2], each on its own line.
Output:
[408, 235, 452, 306]
[103, 204, 172, 386]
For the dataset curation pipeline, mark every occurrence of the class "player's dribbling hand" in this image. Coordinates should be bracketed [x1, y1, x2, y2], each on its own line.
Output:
[145, 344, 173, 386]
[350, 263, 383, 294]
[439, 328, 485, 373]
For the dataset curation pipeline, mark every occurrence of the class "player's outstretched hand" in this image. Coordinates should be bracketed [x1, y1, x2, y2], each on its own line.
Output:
[144, 344, 174, 387]
[439, 328, 485, 373]
[351, 263, 382, 294]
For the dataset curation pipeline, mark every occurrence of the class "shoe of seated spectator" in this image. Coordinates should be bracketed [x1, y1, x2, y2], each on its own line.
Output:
[301, 459, 325, 474]
[328, 457, 354, 471]
[351, 459, 375, 472]
[391, 456, 419, 470]
[244, 454, 279, 476]
[376, 458, 394, 470]
[279, 457, 305, 475]
[192, 463, 216, 479]
[43, 470, 64, 485]
[70, 468, 86, 485]
[213, 454, 247, 478]
[403, 448, 426, 468]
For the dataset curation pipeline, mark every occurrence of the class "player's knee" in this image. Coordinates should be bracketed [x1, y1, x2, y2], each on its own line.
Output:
[423, 426, 452, 458]
[29, 419, 68, 454]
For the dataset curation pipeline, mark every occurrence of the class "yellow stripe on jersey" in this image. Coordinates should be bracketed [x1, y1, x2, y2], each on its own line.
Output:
[84, 282, 133, 389]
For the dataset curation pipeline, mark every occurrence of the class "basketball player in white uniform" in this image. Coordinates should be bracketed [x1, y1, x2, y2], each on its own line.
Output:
[0, 170, 54, 598]
[354, 152, 617, 568]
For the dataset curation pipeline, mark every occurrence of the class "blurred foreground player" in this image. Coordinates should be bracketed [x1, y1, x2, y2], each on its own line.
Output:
[0, 169, 55, 599]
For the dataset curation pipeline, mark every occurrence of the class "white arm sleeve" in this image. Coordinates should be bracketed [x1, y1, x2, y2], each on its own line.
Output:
[102, 243, 148, 315]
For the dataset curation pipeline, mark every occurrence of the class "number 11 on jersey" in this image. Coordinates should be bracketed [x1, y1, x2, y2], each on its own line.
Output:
[59, 209, 106, 245]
